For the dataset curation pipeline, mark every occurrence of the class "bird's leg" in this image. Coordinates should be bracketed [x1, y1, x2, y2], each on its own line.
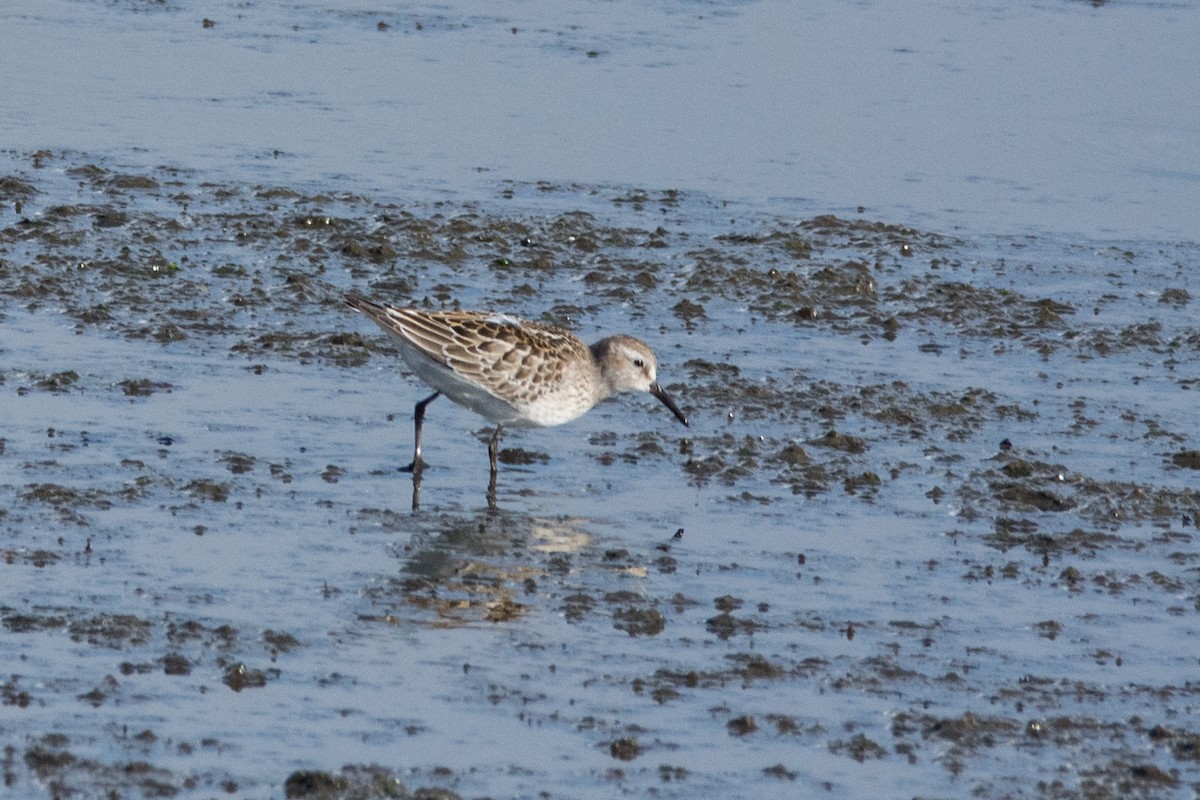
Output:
[410, 469, 423, 512]
[401, 391, 440, 473]
[486, 424, 503, 508]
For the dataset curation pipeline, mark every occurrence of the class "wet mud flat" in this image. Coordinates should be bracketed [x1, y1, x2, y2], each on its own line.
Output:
[1, 151, 1199, 799]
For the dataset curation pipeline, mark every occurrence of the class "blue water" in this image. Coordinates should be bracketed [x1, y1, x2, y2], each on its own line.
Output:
[2, 0, 1197, 240]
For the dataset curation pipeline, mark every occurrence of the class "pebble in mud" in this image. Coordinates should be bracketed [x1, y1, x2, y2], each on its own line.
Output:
[223, 662, 269, 692]
[609, 737, 642, 761]
[727, 715, 758, 736]
[612, 606, 666, 636]
[282, 767, 417, 799]
[1171, 449, 1200, 469]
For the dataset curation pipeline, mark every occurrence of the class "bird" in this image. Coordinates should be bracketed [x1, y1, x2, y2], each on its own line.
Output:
[344, 293, 688, 498]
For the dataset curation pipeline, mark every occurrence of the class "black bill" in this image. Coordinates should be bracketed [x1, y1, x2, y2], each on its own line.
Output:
[650, 383, 689, 427]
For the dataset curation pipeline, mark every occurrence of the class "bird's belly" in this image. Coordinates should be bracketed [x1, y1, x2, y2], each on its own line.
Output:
[398, 343, 593, 428]
[515, 393, 593, 427]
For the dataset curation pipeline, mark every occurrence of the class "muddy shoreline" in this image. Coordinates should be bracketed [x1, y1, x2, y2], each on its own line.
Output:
[2, 152, 1199, 798]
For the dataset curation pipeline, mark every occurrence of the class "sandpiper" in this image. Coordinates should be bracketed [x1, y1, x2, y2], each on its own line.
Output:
[345, 294, 688, 495]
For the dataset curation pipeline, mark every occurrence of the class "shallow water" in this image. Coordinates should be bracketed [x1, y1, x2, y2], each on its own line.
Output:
[3, 2, 1200, 800]
[3, 0, 1199, 239]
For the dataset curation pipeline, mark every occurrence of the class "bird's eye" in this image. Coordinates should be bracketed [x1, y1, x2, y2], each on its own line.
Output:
[633, 358, 645, 368]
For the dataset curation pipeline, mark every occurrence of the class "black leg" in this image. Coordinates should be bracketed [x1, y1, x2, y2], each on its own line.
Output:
[486, 424, 503, 508]
[401, 391, 440, 474]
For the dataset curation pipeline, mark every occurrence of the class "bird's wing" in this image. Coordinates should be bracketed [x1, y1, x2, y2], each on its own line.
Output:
[348, 298, 585, 405]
